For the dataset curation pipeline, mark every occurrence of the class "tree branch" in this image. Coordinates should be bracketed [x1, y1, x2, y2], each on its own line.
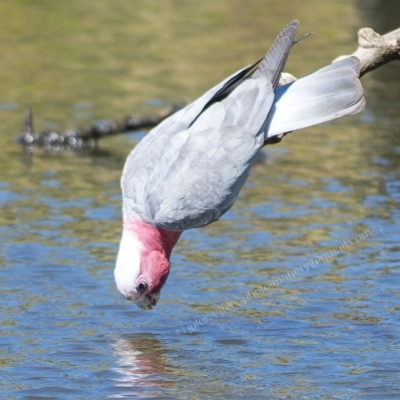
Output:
[17, 102, 186, 151]
[335, 26, 400, 77]
[17, 25, 400, 151]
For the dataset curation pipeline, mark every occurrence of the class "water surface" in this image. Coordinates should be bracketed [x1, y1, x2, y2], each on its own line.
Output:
[0, 1, 399, 398]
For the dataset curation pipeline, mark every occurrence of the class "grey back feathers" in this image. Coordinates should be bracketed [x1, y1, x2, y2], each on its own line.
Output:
[121, 21, 365, 231]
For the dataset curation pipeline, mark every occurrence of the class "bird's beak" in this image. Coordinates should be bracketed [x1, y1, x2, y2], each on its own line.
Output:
[135, 292, 160, 310]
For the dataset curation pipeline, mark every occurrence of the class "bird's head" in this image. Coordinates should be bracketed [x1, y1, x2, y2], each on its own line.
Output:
[114, 224, 180, 310]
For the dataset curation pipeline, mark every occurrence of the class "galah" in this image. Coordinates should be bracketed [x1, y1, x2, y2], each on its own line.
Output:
[115, 20, 365, 309]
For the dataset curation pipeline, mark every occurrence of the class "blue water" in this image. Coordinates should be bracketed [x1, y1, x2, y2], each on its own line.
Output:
[1, 1, 400, 398]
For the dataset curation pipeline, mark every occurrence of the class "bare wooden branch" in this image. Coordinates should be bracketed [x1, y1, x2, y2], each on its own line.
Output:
[16, 25, 400, 151]
[335, 26, 400, 77]
[16, 102, 186, 150]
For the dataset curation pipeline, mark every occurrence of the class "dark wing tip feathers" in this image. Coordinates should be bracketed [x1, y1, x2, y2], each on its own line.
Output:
[253, 20, 299, 89]
[189, 21, 300, 128]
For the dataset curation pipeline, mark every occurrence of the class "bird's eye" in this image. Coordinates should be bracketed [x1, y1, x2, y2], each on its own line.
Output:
[136, 282, 147, 292]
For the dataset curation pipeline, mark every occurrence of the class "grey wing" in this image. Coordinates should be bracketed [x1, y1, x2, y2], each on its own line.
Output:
[148, 23, 300, 230]
[148, 65, 254, 138]
[122, 21, 298, 229]
[121, 66, 252, 221]
[264, 56, 365, 138]
[156, 81, 275, 230]
[125, 79, 274, 230]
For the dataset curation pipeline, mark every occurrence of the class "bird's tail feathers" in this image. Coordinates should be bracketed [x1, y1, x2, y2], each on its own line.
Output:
[263, 56, 365, 139]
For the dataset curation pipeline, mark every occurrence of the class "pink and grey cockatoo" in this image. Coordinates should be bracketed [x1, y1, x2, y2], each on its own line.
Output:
[115, 21, 365, 309]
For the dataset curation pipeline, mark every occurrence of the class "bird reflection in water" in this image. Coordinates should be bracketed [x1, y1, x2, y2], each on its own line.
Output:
[111, 334, 172, 395]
